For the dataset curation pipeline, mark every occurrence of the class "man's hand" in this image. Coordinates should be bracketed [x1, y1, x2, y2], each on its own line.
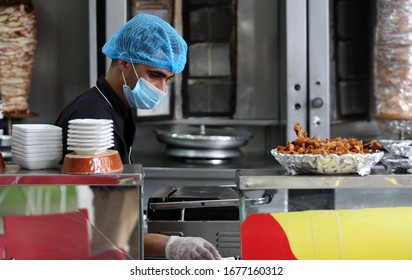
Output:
[165, 236, 222, 260]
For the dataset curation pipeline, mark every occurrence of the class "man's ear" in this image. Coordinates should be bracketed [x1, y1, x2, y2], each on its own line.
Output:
[117, 59, 129, 71]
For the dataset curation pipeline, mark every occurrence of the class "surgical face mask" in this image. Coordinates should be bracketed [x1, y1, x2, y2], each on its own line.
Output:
[121, 65, 166, 109]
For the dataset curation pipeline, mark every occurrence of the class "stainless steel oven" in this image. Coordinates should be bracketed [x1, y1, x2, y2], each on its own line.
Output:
[146, 185, 279, 258]
[146, 185, 242, 258]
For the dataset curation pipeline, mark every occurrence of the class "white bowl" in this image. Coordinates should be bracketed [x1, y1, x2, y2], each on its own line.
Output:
[68, 119, 113, 126]
[11, 140, 63, 151]
[12, 144, 62, 153]
[67, 133, 113, 140]
[13, 156, 61, 170]
[68, 148, 110, 156]
[11, 147, 63, 157]
[12, 137, 63, 146]
[67, 141, 114, 148]
[12, 124, 62, 134]
[12, 131, 62, 141]
[68, 142, 113, 149]
[67, 138, 114, 145]
[12, 151, 62, 161]
[68, 124, 113, 131]
[67, 128, 113, 135]
[12, 129, 62, 137]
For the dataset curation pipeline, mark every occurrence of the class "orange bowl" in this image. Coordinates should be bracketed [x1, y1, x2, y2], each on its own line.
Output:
[61, 150, 123, 174]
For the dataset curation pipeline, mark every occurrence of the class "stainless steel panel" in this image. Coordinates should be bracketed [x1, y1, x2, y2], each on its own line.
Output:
[308, 0, 330, 138]
[89, 0, 97, 87]
[285, 0, 308, 141]
[105, 0, 127, 71]
[335, 188, 412, 210]
[236, 0, 279, 119]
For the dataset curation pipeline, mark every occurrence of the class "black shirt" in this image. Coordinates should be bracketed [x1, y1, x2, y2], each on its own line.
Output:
[55, 77, 136, 189]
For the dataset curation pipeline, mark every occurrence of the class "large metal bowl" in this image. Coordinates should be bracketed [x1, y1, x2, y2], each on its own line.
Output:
[154, 125, 253, 149]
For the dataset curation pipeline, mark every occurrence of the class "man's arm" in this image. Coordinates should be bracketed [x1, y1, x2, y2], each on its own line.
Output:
[144, 233, 170, 257]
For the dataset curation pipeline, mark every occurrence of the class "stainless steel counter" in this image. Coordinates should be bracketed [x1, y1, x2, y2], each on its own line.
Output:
[236, 166, 412, 190]
[0, 164, 143, 186]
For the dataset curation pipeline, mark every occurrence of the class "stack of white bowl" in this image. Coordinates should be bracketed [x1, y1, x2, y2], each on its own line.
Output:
[11, 124, 63, 169]
[67, 119, 114, 155]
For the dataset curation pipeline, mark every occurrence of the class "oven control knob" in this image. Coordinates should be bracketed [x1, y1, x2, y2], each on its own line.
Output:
[311, 97, 324, 108]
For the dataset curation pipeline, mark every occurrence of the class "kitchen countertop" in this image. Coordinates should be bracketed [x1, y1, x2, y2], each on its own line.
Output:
[136, 151, 278, 168]
[138, 153, 280, 179]
[235, 166, 412, 190]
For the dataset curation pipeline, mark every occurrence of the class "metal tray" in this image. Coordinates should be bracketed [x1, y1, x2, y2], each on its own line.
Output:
[154, 125, 253, 149]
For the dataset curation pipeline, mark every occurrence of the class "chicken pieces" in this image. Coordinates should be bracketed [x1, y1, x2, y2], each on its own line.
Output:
[277, 123, 381, 155]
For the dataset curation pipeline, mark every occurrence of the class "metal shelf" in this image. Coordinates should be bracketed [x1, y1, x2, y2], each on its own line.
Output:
[136, 118, 285, 126]
[0, 164, 143, 186]
[236, 166, 412, 190]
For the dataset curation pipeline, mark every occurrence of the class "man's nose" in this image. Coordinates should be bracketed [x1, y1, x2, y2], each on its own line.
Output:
[156, 80, 167, 92]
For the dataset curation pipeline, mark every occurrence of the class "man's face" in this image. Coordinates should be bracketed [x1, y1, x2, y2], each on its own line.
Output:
[129, 64, 175, 93]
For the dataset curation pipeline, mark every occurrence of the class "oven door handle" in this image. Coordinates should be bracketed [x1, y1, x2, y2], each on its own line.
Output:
[149, 196, 271, 210]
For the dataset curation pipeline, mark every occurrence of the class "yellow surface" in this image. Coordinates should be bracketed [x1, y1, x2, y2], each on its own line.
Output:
[271, 207, 412, 259]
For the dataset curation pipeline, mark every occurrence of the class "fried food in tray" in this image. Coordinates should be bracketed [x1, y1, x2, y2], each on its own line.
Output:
[272, 123, 384, 176]
[277, 123, 381, 155]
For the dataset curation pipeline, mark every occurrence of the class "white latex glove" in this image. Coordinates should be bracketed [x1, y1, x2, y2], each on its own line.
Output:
[165, 236, 222, 260]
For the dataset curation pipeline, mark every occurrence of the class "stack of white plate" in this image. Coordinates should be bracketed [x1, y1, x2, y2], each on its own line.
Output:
[11, 124, 63, 169]
[67, 119, 114, 155]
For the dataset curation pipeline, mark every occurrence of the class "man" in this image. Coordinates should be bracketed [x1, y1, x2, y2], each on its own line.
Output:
[55, 13, 221, 260]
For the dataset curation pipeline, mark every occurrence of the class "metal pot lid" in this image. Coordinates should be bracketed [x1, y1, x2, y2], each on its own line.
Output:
[154, 125, 253, 149]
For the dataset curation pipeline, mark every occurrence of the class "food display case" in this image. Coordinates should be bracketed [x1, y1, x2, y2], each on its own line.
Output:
[235, 166, 412, 259]
[0, 164, 144, 260]
[236, 166, 412, 220]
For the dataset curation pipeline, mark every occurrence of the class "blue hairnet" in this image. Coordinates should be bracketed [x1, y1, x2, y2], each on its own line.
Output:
[102, 13, 188, 73]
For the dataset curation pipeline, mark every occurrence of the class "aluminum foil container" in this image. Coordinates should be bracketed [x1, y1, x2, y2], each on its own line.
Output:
[381, 155, 412, 174]
[383, 140, 412, 158]
[271, 150, 384, 176]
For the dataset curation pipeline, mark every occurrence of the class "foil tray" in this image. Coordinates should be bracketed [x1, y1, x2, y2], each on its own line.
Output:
[271, 150, 384, 176]
[381, 155, 412, 174]
[383, 141, 412, 158]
